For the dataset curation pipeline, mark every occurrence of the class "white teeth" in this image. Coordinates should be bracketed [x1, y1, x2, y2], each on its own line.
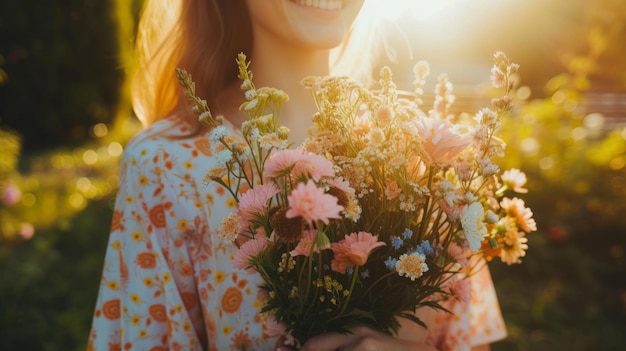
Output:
[294, 0, 343, 10]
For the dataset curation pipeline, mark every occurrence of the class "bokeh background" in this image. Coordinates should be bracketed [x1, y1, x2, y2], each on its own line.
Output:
[0, 0, 625, 350]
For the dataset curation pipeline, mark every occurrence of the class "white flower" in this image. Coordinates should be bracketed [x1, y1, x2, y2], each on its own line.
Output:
[461, 202, 487, 252]
[395, 252, 429, 281]
[209, 126, 230, 142]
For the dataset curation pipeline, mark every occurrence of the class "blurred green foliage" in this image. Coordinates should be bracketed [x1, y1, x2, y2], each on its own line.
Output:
[490, 2, 626, 349]
[0, 0, 624, 350]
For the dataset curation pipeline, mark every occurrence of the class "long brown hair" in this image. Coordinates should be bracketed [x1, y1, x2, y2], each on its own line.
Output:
[132, 0, 252, 127]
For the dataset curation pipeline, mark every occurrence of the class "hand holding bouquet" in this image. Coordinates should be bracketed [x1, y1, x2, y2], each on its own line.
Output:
[177, 51, 536, 347]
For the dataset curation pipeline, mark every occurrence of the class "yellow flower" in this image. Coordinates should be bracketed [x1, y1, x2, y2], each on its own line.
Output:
[130, 293, 141, 304]
[183, 160, 194, 170]
[214, 271, 226, 284]
[226, 198, 238, 208]
[162, 272, 171, 284]
[139, 329, 148, 338]
[177, 219, 188, 230]
[131, 231, 142, 241]
[131, 315, 141, 325]
[222, 325, 232, 335]
[143, 277, 154, 288]
[125, 195, 133, 204]
[107, 280, 119, 290]
[139, 175, 149, 186]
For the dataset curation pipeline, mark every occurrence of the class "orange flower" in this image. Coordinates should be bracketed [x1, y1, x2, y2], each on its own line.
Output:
[330, 231, 386, 274]
[221, 287, 243, 313]
[102, 299, 120, 320]
[136, 252, 156, 269]
[194, 138, 213, 156]
[110, 210, 125, 232]
[230, 330, 252, 350]
[149, 304, 167, 322]
[149, 204, 167, 228]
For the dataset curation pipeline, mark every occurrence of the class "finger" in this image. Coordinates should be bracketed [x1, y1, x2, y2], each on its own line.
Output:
[300, 332, 355, 351]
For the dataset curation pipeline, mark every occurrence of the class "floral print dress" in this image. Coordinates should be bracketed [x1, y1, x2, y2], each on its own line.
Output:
[88, 116, 507, 351]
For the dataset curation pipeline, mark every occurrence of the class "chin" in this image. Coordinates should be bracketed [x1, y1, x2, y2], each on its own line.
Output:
[286, 0, 364, 48]
[247, 0, 364, 49]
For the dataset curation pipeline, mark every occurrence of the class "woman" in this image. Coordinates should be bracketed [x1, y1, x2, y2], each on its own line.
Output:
[88, 1, 507, 350]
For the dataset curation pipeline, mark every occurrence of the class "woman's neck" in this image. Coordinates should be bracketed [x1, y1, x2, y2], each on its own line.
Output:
[249, 45, 331, 144]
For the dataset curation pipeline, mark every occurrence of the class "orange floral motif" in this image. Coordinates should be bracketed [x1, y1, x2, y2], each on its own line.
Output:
[148, 347, 166, 351]
[108, 342, 122, 351]
[102, 299, 121, 320]
[231, 330, 252, 350]
[149, 303, 168, 322]
[149, 204, 167, 228]
[110, 210, 125, 232]
[194, 138, 213, 156]
[136, 252, 157, 269]
[221, 287, 243, 313]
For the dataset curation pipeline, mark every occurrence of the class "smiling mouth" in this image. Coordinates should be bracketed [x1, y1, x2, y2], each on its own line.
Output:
[292, 0, 343, 10]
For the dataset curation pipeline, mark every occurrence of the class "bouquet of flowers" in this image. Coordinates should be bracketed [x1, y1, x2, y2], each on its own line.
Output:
[177, 51, 536, 347]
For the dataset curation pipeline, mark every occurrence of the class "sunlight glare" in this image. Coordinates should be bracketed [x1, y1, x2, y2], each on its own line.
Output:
[364, 0, 467, 22]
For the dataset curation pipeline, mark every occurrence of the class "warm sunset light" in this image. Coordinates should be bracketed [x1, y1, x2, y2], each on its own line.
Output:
[0, 0, 624, 350]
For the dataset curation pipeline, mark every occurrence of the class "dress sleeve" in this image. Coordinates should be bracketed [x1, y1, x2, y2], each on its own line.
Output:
[87, 138, 207, 351]
[425, 262, 508, 351]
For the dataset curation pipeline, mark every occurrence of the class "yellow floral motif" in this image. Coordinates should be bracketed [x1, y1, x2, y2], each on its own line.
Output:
[131, 231, 142, 241]
[131, 315, 141, 325]
[177, 219, 188, 230]
[226, 198, 237, 208]
[222, 325, 232, 335]
[162, 272, 171, 284]
[130, 293, 141, 304]
[143, 277, 154, 288]
[214, 271, 225, 284]
[107, 280, 119, 290]
[139, 175, 149, 186]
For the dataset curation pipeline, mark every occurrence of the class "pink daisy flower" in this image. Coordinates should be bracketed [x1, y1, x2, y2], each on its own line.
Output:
[238, 183, 280, 229]
[292, 153, 335, 182]
[326, 177, 355, 195]
[330, 231, 386, 274]
[500, 197, 537, 233]
[263, 149, 304, 180]
[233, 235, 268, 273]
[286, 180, 343, 227]
[413, 117, 473, 165]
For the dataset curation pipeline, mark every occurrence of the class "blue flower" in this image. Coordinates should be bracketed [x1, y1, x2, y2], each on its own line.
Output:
[391, 236, 404, 250]
[346, 267, 354, 275]
[417, 241, 434, 256]
[360, 269, 370, 279]
[402, 228, 413, 240]
[384, 257, 398, 271]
